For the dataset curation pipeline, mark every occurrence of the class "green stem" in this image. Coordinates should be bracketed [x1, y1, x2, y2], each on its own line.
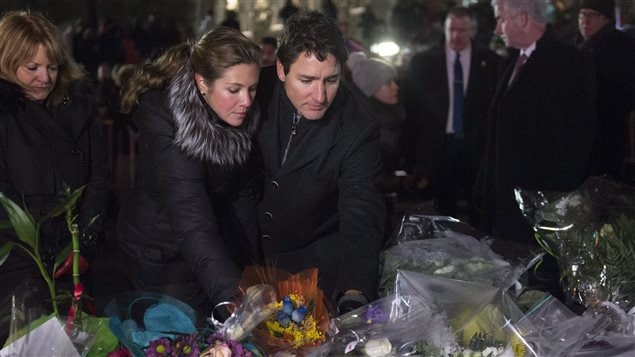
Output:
[16, 243, 58, 316]
[70, 223, 80, 286]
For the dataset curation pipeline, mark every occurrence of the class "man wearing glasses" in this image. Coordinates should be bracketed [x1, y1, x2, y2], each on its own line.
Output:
[577, 0, 635, 181]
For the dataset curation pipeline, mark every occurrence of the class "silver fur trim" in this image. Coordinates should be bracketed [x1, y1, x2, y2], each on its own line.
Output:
[167, 63, 259, 166]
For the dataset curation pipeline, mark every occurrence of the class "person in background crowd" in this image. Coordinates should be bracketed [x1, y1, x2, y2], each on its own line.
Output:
[259, 36, 278, 68]
[347, 52, 405, 174]
[404, 6, 500, 227]
[478, 0, 596, 243]
[220, 10, 240, 31]
[279, 0, 300, 24]
[255, 10, 386, 314]
[476, 0, 596, 299]
[116, 27, 261, 317]
[0, 10, 109, 310]
[95, 61, 119, 121]
[198, 9, 216, 39]
[575, 0, 635, 181]
[346, 52, 406, 237]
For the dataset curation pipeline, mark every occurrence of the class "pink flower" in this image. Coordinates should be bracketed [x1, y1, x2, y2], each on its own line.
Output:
[208, 341, 232, 357]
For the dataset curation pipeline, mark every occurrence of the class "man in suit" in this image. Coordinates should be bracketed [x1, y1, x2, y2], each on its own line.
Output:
[405, 6, 501, 226]
[255, 10, 385, 314]
[576, 0, 635, 181]
[477, 0, 596, 243]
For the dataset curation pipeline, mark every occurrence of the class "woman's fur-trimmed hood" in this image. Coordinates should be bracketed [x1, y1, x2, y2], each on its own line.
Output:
[168, 62, 259, 167]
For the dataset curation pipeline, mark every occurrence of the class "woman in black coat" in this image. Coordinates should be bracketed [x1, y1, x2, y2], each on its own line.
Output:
[116, 27, 262, 316]
[0, 11, 109, 306]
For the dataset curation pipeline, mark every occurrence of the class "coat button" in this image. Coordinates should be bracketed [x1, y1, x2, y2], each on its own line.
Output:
[71, 148, 80, 155]
[264, 212, 273, 219]
[262, 234, 272, 240]
[271, 180, 279, 188]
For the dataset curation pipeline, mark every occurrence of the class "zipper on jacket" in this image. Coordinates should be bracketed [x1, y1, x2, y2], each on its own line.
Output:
[281, 113, 301, 166]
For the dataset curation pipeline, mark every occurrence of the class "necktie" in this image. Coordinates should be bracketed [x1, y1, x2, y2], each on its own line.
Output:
[453, 52, 464, 135]
[508, 53, 528, 86]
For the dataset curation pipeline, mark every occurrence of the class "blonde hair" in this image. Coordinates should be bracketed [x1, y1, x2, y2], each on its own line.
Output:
[0, 10, 85, 106]
[121, 26, 260, 113]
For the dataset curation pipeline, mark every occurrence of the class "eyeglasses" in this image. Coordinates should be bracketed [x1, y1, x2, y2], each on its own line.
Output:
[578, 10, 602, 20]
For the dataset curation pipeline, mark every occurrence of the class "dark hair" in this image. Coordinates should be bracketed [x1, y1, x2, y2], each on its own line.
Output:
[261, 36, 278, 49]
[276, 10, 348, 74]
[0, 10, 85, 106]
[122, 26, 260, 112]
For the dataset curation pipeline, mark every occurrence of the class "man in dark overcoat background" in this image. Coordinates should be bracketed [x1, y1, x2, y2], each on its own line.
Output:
[476, 0, 596, 299]
[405, 6, 501, 226]
[575, 0, 635, 181]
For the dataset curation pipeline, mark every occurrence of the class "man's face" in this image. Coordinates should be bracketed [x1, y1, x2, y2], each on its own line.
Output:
[578, 8, 610, 40]
[494, 2, 524, 49]
[445, 14, 473, 52]
[276, 52, 341, 120]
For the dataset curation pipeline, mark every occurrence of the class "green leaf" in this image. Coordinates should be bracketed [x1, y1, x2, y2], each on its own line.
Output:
[0, 193, 37, 249]
[42, 185, 86, 221]
[0, 241, 15, 266]
[82, 315, 120, 357]
[54, 243, 72, 270]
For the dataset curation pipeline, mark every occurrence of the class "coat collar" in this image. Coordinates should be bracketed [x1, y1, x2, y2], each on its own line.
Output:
[259, 80, 345, 177]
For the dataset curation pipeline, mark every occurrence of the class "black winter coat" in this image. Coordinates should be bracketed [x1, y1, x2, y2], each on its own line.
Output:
[477, 27, 596, 242]
[578, 24, 635, 180]
[256, 67, 386, 302]
[0, 78, 109, 297]
[116, 65, 260, 314]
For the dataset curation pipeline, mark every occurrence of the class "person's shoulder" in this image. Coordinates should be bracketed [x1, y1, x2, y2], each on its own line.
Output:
[411, 44, 444, 63]
[139, 89, 167, 105]
[337, 86, 379, 130]
[0, 79, 24, 115]
[473, 45, 501, 60]
[603, 28, 635, 50]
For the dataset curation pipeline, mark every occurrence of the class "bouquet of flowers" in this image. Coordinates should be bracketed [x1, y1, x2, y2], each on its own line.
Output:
[515, 176, 635, 311]
[394, 270, 537, 357]
[238, 267, 333, 356]
[331, 292, 459, 356]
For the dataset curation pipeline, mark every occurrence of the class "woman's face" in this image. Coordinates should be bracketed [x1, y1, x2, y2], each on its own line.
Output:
[15, 44, 58, 101]
[373, 79, 399, 105]
[196, 63, 259, 127]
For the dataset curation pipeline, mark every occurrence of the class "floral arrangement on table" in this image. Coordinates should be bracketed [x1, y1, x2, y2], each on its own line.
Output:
[240, 267, 333, 356]
[262, 293, 324, 349]
[336, 270, 537, 357]
[140, 331, 259, 357]
[515, 176, 635, 312]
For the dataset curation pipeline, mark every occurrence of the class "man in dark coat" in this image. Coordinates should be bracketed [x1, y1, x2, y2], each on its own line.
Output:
[256, 10, 386, 313]
[576, 0, 635, 181]
[477, 0, 596, 243]
[405, 6, 501, 226]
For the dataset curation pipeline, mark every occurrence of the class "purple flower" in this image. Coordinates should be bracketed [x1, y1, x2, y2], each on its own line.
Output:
[173, 334, 200, 356]
[364, 304, 388, 324]
[146, 337, 172, 357]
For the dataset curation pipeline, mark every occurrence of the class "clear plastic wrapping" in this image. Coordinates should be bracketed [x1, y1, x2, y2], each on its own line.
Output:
[515, 176, 635, 311]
